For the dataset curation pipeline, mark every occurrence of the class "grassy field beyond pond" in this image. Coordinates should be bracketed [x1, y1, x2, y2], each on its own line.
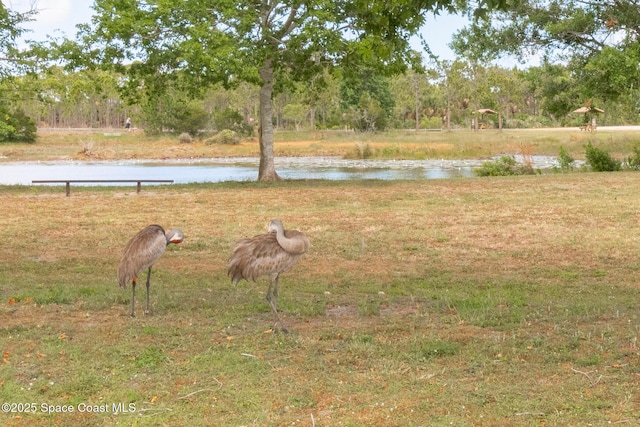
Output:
[1, 173, 640, 426]
[2, 127, 640, 162]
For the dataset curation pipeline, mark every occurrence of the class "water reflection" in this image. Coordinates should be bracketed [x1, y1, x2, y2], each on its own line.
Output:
[0, 156, 562, 186]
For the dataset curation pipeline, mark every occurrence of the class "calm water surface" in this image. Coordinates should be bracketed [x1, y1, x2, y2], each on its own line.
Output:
[0, 156, 563, 186]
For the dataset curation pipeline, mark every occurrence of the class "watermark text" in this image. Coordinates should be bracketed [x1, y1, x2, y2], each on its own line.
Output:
[2, 402, 136, 414]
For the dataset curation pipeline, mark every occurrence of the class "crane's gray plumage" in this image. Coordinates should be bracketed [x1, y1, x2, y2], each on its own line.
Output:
[117, 224, 184, 317]
[228, 219, 310, 332]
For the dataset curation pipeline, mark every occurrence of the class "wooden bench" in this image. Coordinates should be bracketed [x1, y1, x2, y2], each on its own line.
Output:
[31, 179, 174, 196]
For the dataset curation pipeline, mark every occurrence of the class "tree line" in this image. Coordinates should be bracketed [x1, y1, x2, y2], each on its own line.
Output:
[1, 1, 639, 180]
[3, 59, 638, 136]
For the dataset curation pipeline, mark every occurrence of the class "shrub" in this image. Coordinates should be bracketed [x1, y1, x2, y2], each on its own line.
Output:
[205, 129, 240, 145]
[0, 108, 37, 143]
[352, 142, 374, 159]
[584, 142, 621, 172]
[624, 143, 640, 170]
[557, 146, 575, 171]
[348, 95, 388, 132]
[166, 103, 209, 136]
[475, 156, 534, 177]
[178, 132, 192, 144]
[419, 116, 443, 129]
[213, 108, 253, 136]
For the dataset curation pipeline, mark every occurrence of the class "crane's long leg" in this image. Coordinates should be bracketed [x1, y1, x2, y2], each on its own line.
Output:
[266, 274, 288, 333]
[145, 267, 152, 315]
[130, 278, 137, 317]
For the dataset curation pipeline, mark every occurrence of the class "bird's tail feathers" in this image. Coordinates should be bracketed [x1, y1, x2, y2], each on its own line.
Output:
[228, 257, 256, 285]
[117, 272, 133, 289]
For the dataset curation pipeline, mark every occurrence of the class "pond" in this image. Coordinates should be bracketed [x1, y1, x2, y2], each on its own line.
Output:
[0, 156, 564, 186]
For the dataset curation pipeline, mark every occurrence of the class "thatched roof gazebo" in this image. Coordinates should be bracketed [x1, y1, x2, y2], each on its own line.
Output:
[573, 106, 604, 114]
[473, 108, 499, 130]
[573, 106, 604, 131]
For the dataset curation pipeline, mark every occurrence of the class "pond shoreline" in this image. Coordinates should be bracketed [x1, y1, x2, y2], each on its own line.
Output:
[0, 154, 565, 168]
[0, 155, 574, 186]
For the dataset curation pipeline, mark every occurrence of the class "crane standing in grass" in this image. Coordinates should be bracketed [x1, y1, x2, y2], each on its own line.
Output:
[118, 224, 184, 317]
[228, 219, 310, 333]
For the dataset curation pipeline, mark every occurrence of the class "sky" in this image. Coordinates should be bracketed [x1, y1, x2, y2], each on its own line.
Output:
[13, 0, 93, 40]
[12, 0, 468, 61]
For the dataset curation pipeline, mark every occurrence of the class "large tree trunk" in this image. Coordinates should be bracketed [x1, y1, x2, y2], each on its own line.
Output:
[258, 58, 280, 181]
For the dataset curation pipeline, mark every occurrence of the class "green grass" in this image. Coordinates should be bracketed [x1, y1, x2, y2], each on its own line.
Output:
[1, 167, 640, 425]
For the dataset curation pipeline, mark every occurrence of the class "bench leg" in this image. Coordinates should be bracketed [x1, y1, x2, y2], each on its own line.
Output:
[137, 182, 141, 193]
[66, 182, 70, 197]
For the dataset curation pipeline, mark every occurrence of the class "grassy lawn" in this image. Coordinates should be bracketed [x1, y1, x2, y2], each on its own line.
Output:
[1, 130, 640, 425]
[1, 172, 640, 426]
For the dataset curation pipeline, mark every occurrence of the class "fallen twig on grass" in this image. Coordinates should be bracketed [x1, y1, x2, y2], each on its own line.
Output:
[137, 407, 172, 417]
[571, 367, 603, 386]
[176, 388, 219, 400]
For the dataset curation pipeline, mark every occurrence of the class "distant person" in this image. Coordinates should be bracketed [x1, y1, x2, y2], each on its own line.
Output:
[125, 117, 131, 131]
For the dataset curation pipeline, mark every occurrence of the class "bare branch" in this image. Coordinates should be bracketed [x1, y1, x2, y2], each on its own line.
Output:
[175, 388, 219, 400]
[571, 367, 603, 386]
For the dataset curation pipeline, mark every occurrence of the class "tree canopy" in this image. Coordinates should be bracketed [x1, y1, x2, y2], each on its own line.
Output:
[449, 0, 640, 109]
[65, 0, 508, 180]
[0, 3, 38, 142]
[0, 2, 36, 77]
[462, 0, 640, 61]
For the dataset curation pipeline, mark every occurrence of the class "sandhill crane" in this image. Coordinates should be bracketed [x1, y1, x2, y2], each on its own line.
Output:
[117, 224, 184, 317]
[228, 219, 310, 333]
